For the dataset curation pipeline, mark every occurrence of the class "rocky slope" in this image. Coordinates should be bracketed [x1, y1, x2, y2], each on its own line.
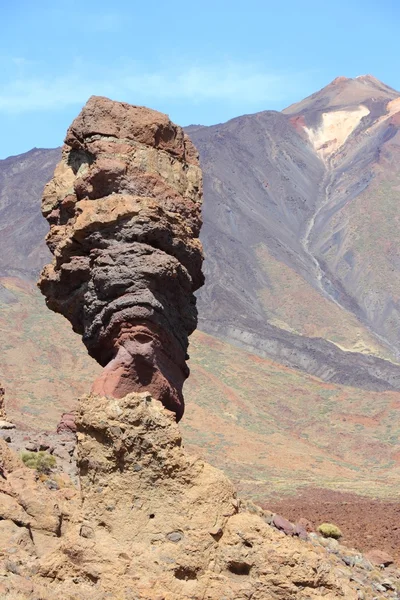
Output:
[1, 392, 400, 599]
[188, 76, 400, 385]
[2, 279, 400, 505]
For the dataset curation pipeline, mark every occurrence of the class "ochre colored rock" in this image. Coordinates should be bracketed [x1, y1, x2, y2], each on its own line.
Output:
[0, 384, 6, 420]
[0, 438, 78, 559]
[38, 96, 203, 420]
[35, 393, 363, 598]
[1, 394, 399, 598]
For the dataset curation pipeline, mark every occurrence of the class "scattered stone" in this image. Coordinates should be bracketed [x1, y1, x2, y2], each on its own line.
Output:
[80, 524, 95, 539]
[57, 412, 77, 434]
[297, 517, 313, 532]
[0, 420, 16, 430]
[343, 555, 357, 567]
[166, 531, 183, 543]
[52, 446, 71, 461]
[272, 514, 294, 535]
[293, 523, 308, 540]
[365, 550, 394, 567]
[0, 384, 7, 420]
[24, 442, 38, 452]
[45, 479, 60, 491]
[209, 525, 223, 537]
[39, 441, 51, 451]
[262, 510, 274, 525]
[382, 578, 395, 590]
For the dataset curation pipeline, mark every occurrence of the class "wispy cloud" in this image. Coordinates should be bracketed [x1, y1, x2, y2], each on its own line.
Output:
[0, 60, 308, 114]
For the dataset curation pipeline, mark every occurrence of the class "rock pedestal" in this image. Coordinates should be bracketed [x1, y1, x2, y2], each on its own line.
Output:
[37, 393, 361, 599]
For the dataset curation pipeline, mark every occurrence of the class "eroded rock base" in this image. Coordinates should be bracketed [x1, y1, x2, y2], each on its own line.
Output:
[1, 393, 399, 599]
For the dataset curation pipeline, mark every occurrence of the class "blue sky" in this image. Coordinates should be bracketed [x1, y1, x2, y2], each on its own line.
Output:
[0, 0, 399, 158]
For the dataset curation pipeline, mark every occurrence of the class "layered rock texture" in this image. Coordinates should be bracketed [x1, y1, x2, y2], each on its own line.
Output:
[38, 97, 203, 420]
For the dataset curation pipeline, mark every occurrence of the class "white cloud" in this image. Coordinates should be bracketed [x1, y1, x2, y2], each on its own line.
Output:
[0, 60, 307, 114]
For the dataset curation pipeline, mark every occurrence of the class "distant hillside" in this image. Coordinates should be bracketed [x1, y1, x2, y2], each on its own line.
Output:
[0, 148, 59, 279]
[188, 76, 400, 381]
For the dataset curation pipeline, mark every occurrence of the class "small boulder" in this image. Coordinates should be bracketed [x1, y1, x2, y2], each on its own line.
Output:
[0, 420, 16, 430]
[25, 442, 38, 452]
[293, 523, 308, 540]
[364, 549, 394, 567]
[272, 514, 294, 535]
[297, 517, 313, 532]
[57, 412, 77, 434]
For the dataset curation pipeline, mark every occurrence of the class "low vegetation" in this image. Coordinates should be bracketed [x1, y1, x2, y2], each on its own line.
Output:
[21, 450, 56, 474]
[317, 522, 343, 539]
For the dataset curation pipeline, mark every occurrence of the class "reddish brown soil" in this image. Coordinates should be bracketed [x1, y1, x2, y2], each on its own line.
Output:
[265, 488, 400, 563]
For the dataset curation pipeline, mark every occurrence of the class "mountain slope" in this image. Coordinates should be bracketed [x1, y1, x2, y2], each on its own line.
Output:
[187, 76, 400, 379]
[283, 76, 400, 352]
[0, 148, 58, 279]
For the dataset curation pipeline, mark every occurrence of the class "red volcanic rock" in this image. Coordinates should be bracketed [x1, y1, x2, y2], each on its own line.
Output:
[273, 514, 294, 535]
[297, 517, 314, 532]
[56, 412, 77, 434]
[38, 97, 203, 420]
[365, 549, 394, 567]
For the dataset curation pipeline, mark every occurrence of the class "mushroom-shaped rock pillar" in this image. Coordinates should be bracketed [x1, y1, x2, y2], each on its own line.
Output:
[38, 96, 204, 421]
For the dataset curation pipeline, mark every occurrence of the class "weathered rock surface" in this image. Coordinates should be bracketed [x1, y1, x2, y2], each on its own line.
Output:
[38, 96, 203, 420]
[0, 384, 6, 420]
[0, 385, 14, 430]
[1, 392, 397, 599]
[0, 437, 78, 566]
[1, 394, 400, 598]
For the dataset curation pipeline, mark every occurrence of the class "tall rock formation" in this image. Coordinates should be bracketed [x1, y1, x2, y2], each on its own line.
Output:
[38, 97, 203, 420]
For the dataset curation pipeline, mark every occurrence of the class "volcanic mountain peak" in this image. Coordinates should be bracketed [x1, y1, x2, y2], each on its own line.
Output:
[284, 74, 399, 116]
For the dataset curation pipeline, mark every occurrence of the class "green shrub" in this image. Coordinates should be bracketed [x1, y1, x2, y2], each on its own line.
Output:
[317, 522, 342, 539]
[21, 451, 56, 474]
